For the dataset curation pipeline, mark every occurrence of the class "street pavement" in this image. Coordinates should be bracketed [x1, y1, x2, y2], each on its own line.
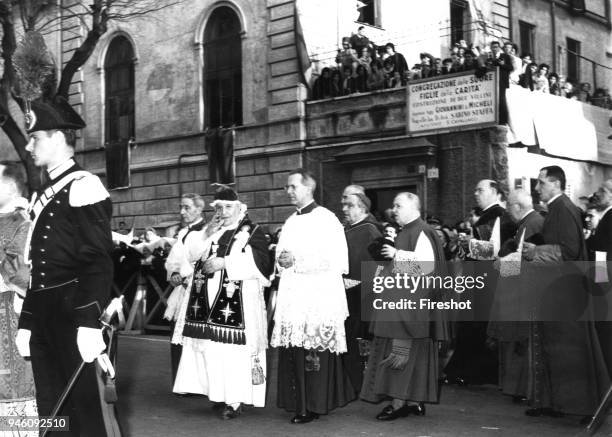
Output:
[115, 334, 606, 437]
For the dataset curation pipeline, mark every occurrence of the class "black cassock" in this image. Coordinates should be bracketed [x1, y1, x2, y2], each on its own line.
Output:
[487, 210, 544, 398]
[343, 216, 382, 394]
[361, 217, 448, 404]
[587, 208, 612, 376]
[445, 204, 516, 385]
[528, 194, 610, 414]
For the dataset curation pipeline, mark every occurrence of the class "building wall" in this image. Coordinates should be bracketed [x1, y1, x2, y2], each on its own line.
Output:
[507, 146, 612, 201]
[298, 0, 450, 71]
[80, 0, 269, 151]
[511, 0, 612, 88]
[74, 0, 309, 230]
[1, 0, 610, 231]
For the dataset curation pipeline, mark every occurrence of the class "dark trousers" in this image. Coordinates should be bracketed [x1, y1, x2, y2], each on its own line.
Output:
[29, 283, 120, 437]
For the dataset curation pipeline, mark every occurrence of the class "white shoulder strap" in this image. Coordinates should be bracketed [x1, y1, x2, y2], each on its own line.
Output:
[29, 171, 89, 218]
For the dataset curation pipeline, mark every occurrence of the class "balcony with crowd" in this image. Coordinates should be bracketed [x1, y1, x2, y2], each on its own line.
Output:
[309, 25, 612, 111]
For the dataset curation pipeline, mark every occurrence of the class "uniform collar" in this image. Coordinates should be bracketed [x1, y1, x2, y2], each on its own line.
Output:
[47, 158, 76, 181]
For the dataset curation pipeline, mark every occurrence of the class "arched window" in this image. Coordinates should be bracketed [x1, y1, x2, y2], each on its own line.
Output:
[105, 35, 135, 144]
[204, 6, 242, 128]
[104, 35, 135, 189]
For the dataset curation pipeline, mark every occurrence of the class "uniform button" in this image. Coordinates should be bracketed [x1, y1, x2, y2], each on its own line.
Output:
[45, 225, 50, 229]
[40, 272, 45, 276]
[49, 213, 54, 217]
[40, 248, 45, 252]
[55, 200, 60, 204]
[41, 261, 46, 265]
[43, 235, 48, 239]
[40, 284, 45, 288]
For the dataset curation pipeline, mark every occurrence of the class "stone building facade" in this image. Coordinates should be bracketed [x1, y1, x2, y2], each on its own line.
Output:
[0, 0, 610, 230]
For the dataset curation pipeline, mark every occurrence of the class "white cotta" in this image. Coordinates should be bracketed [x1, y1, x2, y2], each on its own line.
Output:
[163, 226, 207, 345]
[173, 215, 270, 405]
[177, 216, 269, 354]
[271, 207, 349, 354]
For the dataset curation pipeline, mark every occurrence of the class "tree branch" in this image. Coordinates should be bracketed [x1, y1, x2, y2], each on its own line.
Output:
[0, 3, 17, 108]
[56, 0, 107, 98]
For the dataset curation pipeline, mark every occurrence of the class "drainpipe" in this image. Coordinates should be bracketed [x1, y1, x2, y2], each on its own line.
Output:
[551, 0, 557, 72]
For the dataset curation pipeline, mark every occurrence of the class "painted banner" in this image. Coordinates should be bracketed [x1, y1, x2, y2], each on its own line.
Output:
[407, 69, 498, 135]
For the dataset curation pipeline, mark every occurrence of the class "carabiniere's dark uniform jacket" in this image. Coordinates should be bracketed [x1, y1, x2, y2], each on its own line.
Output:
[19, 160, 114, 330]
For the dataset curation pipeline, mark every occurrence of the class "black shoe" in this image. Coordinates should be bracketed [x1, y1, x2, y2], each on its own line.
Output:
[376, 405, 408, 421]
[212, 402, 225, 411]
[406, 403, 426, 416]
[376, 403, 425, 421]
[221, 404, 242, 420]
[512, 395, 527, 404]
[447, 376, 466, 385]
[290, 412, 319, 424]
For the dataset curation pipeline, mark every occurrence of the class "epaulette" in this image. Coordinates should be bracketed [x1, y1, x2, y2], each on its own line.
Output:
[69, 172, 110, 207]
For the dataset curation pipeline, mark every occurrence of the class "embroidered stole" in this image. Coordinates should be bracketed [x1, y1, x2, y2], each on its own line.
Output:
[182, 218, 252, 345]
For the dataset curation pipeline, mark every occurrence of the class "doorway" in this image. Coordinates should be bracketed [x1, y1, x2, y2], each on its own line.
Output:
[365, 185, 418, 222]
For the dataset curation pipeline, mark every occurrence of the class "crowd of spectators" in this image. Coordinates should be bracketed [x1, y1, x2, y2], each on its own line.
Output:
[311, 25, 611, 110]
[421, 192, 603, 264]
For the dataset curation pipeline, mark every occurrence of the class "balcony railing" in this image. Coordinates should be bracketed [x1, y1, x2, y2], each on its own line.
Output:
[306, 74, 612, 166]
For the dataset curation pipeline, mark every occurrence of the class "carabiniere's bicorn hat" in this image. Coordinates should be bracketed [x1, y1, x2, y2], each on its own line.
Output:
[24, 95, 86, 134]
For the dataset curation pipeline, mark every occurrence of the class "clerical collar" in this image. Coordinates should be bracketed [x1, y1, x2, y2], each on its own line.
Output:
[547, 193, 562, 205]
[296, 201, 317, 215]
[482, 202, 498, 213]
[182, 218, 204, 243]
[401, 215, 421, 227]
[601, 204, 612, 217]
[349, 216, 367, 227]
[520, 209, 534, 221]
[47, 158, 75, 180]
[187, 217, 204, 229]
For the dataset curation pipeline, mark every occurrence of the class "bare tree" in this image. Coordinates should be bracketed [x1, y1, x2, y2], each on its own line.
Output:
[0, 0, 181, 191]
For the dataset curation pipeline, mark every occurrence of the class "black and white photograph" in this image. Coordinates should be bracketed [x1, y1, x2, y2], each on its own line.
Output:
[0, 0, 611, 435]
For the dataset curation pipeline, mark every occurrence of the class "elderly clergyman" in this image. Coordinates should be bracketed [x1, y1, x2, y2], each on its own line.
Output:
[446, 179, 516, 386]
[272, 169, 355, 423]
[341, 187, 382, 393]
[361, 192, 447, 421]
[487, 189, 543, 402]
[164, 193, 207, 383]
[173, 186, 272, 420]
